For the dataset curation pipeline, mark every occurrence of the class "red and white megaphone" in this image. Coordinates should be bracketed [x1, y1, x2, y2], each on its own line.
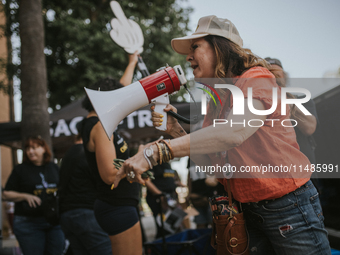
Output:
[84, 65, 187, 139]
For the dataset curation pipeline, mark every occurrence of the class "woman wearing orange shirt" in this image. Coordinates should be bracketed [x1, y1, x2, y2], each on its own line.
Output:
[116, 15, 331, 255]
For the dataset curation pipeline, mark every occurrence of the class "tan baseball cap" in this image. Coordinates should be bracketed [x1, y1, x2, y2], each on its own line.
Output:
[171, 15, 243, 55]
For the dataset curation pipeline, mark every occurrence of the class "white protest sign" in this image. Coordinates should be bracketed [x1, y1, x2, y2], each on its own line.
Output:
[109, 1, 144, 54]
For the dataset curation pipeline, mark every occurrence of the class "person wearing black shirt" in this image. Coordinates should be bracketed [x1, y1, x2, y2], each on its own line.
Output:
[59, 126, 111, 255]
[81, 51, 142, 255]
[145, 162, 179, 238]
[187, 159, 225, 229]
[3, 136, 65, 255]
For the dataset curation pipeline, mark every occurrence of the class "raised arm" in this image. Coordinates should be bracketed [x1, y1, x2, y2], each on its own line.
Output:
[119, 51, 138, 86]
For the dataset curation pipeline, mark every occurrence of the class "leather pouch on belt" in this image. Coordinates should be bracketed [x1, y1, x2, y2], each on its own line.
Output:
[210, 179, 249, 255]
[211, 212, 249, 255]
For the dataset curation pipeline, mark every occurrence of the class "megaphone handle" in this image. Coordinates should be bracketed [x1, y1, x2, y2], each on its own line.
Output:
[152, 93, 169, 131]
[137, 56, 150, 77]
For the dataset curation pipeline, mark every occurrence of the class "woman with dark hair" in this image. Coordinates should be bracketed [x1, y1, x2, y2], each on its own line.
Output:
[115, 16, 331, 255]
[81, 52, 143, 255]
[3, 136, 65, 255]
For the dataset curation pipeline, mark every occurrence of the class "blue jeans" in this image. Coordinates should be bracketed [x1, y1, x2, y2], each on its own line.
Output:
[60, 208, 112, 255]
[13, 215, 65, 255]
[242, 180, 331, 255]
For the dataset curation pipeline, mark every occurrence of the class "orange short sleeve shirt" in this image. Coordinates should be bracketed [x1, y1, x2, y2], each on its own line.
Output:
[203, 67, 311, 203]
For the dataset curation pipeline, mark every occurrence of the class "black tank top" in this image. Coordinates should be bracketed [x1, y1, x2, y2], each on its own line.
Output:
[81, 116, 140, 207]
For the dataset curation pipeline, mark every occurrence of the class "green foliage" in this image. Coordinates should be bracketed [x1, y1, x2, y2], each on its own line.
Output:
[0, 0, 19, 94]
[3, 0, 193, 109]
[40, 0, 192, 109]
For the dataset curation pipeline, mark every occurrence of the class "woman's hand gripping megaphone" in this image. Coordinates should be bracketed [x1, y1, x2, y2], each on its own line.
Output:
[151, 104, 185, 136]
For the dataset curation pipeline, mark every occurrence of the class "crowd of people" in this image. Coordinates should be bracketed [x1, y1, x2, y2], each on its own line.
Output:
[2, 14, 332, 255]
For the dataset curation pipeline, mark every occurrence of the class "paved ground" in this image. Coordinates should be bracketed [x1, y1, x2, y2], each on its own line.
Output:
[0, 237, 20, 255]
[141, 214, 158, 243]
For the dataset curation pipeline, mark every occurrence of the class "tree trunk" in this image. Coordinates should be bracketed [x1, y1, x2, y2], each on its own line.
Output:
[19, 0, 52, 151]
[4, 0, 18, 165]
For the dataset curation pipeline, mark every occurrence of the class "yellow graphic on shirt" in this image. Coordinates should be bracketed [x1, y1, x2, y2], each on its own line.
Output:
[33, 188, 58, 196]
[163, 173, 175, 178]
[120, 141, 128, 153]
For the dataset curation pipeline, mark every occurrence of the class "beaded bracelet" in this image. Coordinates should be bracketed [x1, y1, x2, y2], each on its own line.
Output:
[153, 140, 173, 164]
[160, 142, 169, 163]
[160, 139, 174, 160]
[155, 141, 163, 165]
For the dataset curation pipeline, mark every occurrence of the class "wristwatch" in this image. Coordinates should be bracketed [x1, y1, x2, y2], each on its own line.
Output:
[144, 146, 158, 167]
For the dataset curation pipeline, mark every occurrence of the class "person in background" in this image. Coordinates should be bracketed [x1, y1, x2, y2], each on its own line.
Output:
[265, 57, 318, 162]
[117, 15, 331, 255]
[3, 136, 65, 255]
[265, 57, 338, 229]
[4, 200, 15, 238]
[59, 122, 111, 255]
[187, 158, 225, 229]
[265, 57, 321, 187]
[81, 52, 143, 255]
[145, 162, 180, 238]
